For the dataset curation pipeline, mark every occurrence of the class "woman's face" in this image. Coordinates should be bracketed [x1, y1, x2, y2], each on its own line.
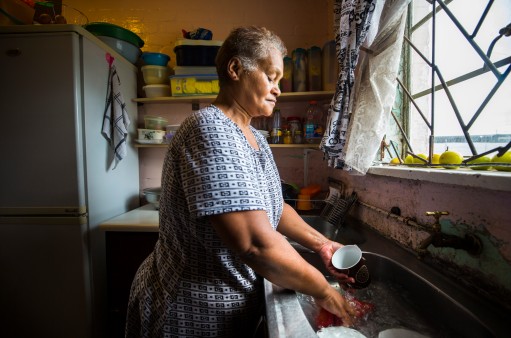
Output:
[236, 48, 284, 118]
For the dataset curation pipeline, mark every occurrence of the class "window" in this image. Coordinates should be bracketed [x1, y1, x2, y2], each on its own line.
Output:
[389, 0, 510, 164]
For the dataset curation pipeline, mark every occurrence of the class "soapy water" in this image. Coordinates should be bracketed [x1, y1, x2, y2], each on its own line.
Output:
[297, 277, 458, 338]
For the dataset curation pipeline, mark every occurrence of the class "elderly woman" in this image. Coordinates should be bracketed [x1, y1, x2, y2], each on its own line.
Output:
[126, 26, 355, 337]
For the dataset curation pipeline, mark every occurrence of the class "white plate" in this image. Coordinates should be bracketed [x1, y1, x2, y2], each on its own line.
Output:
[378, 328, 430, 338]
[136, 139, 164, 144]
[317, 326, 367, 338]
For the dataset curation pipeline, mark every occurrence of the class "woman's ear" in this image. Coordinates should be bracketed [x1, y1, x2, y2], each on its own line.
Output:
[227, 57, 242, 81]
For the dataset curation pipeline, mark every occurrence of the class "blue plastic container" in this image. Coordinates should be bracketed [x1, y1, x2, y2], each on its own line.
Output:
[141, 52, 171, 66]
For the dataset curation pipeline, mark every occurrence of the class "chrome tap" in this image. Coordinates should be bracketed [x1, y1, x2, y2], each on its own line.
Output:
[417, 211, 483, 258]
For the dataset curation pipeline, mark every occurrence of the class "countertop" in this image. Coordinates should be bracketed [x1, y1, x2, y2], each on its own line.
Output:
[100, 204, 159, 232]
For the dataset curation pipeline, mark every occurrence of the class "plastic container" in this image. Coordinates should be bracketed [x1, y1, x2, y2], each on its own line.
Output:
[0, 0, 35, 25]
[84, 22, 144, 48]
[143, 84, 171, 98]
[173, 66, 217, 75]
[307, 46, 322, 91]
[165, 124, 180, 142]
[322, 40, 337, 91]
[141, 65, 170, 85]
[169, 74, 219, 96]
[141, 52, 170, 66]
[137, 128, 166, 141]
[292, 48, 307, 92]
[174, 39, 223, 66]
[97, 36, 141, 64]
[144, 116, 168, 130]
[304, 100, 324, 144]
[280, 56, 293, 92]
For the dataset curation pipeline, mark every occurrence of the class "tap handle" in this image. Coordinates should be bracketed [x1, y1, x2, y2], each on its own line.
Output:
[425, 211, 449, 231]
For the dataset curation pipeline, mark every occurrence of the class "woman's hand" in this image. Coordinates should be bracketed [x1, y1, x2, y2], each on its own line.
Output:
[318, 241, 355, 285]
[314, 286, 356, 327]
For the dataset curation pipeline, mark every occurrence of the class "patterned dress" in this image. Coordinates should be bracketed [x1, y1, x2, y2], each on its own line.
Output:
[126, 105, 283, 337]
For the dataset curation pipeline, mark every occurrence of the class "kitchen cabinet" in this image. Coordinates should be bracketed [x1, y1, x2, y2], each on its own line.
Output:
[100, 205, 159, 338]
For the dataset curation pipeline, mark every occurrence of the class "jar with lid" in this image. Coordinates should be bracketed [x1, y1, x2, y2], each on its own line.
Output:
[283, 130, 293, 144]
[280, 56, 293, 92]
[293, 130, 303, 144]
[287, 116, 301, 139]
[292, 48, 307, 92]
[322, 40, 337, 91]
[307, 46, 322, 91]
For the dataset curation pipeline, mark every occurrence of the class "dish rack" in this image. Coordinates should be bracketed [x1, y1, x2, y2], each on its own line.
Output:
[320, 177, 358, 228]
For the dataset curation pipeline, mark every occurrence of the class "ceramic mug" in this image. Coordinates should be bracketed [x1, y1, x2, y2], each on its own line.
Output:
[331, 245, 371, 289]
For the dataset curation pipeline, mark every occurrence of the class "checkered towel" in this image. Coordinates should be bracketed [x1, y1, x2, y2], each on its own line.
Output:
[102, 62, 130, 169]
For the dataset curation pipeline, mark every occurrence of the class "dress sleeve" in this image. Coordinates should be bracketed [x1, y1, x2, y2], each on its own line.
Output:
[178, 113, 267, 217]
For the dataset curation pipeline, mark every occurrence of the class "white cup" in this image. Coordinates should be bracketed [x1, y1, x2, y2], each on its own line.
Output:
[331, 245, 371, 289]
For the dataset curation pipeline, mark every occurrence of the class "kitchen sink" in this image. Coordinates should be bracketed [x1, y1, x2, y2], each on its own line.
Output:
[265, 216, 510, 338]
[287, 216, 366, 252]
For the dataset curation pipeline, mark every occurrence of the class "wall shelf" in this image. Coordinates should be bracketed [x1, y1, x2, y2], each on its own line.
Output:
[134, 143, 321, 149]
[132, 91, 335, 104]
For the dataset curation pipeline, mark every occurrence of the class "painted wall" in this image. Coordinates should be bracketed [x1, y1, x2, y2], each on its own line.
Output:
[67, 0, 511, 308]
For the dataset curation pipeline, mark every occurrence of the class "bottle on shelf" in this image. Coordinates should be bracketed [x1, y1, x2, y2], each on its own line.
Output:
[271, 108, 283, 144]
[304, 100, 324, 144]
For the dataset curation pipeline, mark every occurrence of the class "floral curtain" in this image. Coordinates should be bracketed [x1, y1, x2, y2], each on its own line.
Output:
[320, 0, 411, 175]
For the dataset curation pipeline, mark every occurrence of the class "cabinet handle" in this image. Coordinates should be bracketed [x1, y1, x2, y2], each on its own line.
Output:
[6, 49, 21, 57]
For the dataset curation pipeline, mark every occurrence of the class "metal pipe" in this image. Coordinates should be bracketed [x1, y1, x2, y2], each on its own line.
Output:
[357, 200, 426, 231]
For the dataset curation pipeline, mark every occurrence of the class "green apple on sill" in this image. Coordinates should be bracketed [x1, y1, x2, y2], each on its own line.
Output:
[467, 155, 492, 171]
[439, 149, 463, 169]
[491, 151, 511, 172]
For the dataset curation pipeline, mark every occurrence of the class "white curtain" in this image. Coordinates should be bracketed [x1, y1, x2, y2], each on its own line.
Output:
[321, 0, 411, 175]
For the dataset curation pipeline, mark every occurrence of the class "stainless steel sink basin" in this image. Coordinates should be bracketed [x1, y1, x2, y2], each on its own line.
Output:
[265, 216, 510, 338]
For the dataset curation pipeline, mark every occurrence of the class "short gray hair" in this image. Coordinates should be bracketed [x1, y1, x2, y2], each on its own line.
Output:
[215, 26, 287, 86]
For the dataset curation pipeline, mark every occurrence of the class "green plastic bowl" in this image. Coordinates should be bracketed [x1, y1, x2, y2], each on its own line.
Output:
[84, 22, 144, 48]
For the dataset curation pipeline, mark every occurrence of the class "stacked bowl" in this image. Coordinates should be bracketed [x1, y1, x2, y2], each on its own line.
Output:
[137, 116, 168, 145]
[140, 52, 172, 98]
[84, 22, 144, 64]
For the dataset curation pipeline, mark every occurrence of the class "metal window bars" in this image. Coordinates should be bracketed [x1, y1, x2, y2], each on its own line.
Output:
[387, 0, 511, 167]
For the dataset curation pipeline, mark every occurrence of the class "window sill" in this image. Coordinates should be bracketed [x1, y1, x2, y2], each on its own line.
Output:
[367, 165, 511, 192]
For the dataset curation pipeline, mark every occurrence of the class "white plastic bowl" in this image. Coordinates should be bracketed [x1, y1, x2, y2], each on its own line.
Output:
[143, 187, 161, 209]
[143, 84, 171, 98]
[137, 128, 165, 141]
[141, 65, 170, 85]
[98, 36, 141, 64]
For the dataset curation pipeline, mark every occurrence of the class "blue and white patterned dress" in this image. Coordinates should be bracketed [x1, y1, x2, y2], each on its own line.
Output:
[126, 105, 283, 337]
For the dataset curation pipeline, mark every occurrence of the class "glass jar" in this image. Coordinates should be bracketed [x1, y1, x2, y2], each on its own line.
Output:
[293, 130, 303, 144]
[283, 130, 293, 144]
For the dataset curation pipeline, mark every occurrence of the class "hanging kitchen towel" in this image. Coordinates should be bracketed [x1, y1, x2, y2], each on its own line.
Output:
[102, 54, 130, 169]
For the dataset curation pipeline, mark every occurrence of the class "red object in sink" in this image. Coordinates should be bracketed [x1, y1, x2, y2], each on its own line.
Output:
[315, 298, 374, 328]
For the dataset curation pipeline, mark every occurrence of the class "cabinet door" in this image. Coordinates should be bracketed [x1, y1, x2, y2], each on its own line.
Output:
[105, 231, 158, 338]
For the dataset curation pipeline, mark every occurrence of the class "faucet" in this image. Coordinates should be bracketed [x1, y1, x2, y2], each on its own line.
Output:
[417, 211, 483, 258]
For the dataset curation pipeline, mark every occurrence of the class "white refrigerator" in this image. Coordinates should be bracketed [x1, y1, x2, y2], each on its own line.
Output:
[0, 25, 140, 338]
